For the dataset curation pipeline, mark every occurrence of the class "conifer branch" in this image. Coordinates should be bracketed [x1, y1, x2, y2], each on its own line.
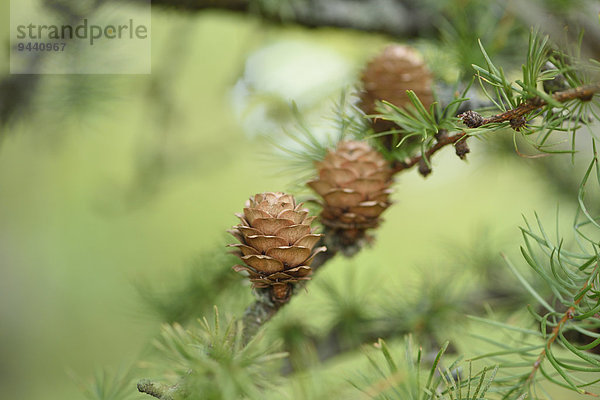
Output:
[241, 290, 283, 343]
[388, 82, 600, 177]
[525, 261, 599, 396]
[391, 131, 468, 174]
[241, 245, 337, 343]
[459, 83, 600, 129]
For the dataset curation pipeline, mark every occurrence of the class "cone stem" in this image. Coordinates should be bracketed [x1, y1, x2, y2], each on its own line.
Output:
[241, 245, 338, 343]
[242, 289, 283, 343]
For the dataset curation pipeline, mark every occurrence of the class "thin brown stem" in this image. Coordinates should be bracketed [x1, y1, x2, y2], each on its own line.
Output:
[392, 132, 467, 174]
[464, 83, 600, 128]
[525, 262, 598, 396]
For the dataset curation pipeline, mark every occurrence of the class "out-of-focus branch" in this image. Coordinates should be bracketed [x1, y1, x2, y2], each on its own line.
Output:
[131, 0, 247, 11]
[137, 379, 176, 400]
[241, 245, 337, 343]
[0, 0, 101, 127]
[137, 246, 339, 399]
[507, 0, 600, 60]
[122, 0, 434, 38]
[241, 289, 283, 343]
[0, 75, 40, 125]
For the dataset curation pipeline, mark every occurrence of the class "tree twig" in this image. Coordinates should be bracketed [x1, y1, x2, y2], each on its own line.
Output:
[385, 82, 600, 177]
[391, 131, 468, 174]
[241, 245, 338, 343]
[241, 289, 283, 343]
[460, 84, 600, 129]
[137, 245, 338, 399]
[525, 261, 598, 396]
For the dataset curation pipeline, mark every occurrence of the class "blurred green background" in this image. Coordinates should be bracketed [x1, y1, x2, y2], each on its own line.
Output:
[0, 1, 592, 399]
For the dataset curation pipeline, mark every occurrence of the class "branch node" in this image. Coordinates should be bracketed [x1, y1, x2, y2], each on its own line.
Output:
[509, 116, 527, 131]
[458, 110, 484, 128]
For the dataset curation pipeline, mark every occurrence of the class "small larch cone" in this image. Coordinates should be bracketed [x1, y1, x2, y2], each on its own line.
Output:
[229, 192, 326, 303]
[307, 141, 393, 253]
[359, 45, 434, 150]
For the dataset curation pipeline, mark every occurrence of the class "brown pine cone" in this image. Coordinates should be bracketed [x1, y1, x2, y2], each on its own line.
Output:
[229, 192, 326, 303]
[359, 45, 434, 150]
[307, 141, 393, 253]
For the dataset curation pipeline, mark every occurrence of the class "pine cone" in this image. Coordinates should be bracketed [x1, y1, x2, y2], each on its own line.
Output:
[307, 141, 393, 252]
[359, 45, 434, 149]
[229, 192, 326, 303]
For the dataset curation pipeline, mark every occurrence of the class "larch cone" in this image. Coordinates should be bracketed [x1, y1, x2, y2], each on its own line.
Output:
[229, 192, 326, 303]
[307, 141, 393, 254]
[359, 45, 434, 150]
